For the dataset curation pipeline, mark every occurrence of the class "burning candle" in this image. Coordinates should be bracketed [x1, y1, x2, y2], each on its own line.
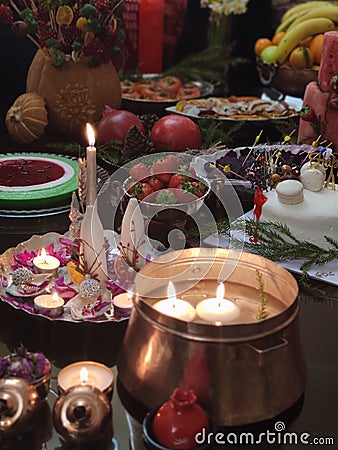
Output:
[34, 291, 64, 318]
[86, 123, 97, 206]
[113, 292, 133, 311]
[153, 282, 195, 322]
[33, 248, 60, 276]
[80, 367, 89, 384]
[196, 283, 240, 325]
[57, 361, 114, 399]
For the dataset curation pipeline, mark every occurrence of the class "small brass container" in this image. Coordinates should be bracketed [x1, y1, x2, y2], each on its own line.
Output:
[0, 378, 39, 435]
[53, 384, 112, 445]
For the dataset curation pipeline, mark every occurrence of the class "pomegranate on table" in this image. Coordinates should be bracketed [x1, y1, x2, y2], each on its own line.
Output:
[96, 106, 145, 145]
[150, 114, 202, 152]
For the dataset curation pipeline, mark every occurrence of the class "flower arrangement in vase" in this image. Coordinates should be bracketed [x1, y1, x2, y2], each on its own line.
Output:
[0, 0, 124, 67]
[200, 0, 250, 47]
[0, 0, 123, 136]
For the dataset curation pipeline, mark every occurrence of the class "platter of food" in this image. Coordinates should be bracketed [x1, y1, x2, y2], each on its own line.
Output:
[120, 75, 214, 115]
[166, 95, 299, 121]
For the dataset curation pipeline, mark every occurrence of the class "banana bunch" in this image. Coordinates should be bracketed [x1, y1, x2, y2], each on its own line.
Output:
[275, 1, 338, 64]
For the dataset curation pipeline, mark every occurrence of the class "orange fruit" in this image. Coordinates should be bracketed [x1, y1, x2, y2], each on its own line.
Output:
[289, 46, 314, 68]
[272, 32, 285, 46]
[299, 36, 313, 47]
[309, 34, 324, 64]
[56, 6, 74, 26]
[254, 38, 272, 56]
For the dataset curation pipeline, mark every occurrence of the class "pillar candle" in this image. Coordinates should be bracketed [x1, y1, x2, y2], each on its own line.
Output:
[138, 0, 164, 73]
[86, 123, 97, 206]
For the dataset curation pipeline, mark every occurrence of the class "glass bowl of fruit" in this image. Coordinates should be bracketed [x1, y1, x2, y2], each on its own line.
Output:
[123, 154, 211, 221]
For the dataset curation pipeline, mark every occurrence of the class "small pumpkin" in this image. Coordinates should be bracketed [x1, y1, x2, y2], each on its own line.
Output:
[6, 92, 48, 144]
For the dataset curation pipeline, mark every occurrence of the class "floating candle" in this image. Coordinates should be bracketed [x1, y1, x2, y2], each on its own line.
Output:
[57, 361, 114, 399]
[34, 291, 64, 318]
[196, 282, 240, 325]
[153, 282, 195, 322]
[33, 248, 60, 276]
[113, 292, 133, 310]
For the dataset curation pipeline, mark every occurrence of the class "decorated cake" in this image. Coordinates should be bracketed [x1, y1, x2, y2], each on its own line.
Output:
[260, 151, 338, 249]
[298, 31, 338, 149]
[0, 154, 78, 209]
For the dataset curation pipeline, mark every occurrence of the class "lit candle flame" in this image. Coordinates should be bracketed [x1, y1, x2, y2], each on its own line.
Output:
[168, 281, 176, 309]
[40, 248, 47, 263]
[80, 367, 89, 384]
[52, 292, 59, 303]
[86, 123, 95, 147]
[216, 282, 225, 308]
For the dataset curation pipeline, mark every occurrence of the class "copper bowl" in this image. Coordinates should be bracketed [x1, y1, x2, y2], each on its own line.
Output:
[117, 248, 307, 426]
[256, 58, 318, 97]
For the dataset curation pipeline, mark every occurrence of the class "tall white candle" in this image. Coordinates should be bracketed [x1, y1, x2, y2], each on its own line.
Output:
[153, 282, 196, 322]
[196, 282, 240, 325]
[86, 123, 97, 206]
[80, 123, 108, 286]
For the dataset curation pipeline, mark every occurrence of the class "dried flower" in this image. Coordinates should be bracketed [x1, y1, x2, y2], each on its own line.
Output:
[0, 346, 51, 383]
[0, 0, 124, 67]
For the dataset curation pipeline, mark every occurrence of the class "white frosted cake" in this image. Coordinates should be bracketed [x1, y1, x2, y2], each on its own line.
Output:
[261, 185, 338, 249]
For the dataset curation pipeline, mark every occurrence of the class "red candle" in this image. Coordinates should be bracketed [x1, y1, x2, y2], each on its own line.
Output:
[138, 0, 164, 73]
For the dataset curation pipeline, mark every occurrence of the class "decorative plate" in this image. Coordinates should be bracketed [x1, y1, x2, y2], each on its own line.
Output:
[0, 231, 164, 323]
[121, 78, 214, 116]
[166, 96, 299, 122]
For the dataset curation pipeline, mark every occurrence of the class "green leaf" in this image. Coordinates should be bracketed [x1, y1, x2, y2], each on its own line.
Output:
[79, 4, 97, 18]
[46, 38, 60, 48]
[51, 49, 66, 67]
[72, 41, 82, 51]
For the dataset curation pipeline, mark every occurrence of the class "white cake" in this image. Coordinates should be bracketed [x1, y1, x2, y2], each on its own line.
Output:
[261, 186, 338, 249]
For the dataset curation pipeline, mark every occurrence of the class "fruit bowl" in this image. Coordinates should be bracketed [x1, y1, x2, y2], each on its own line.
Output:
[123, 175, 211, 220]
[256, 58, 318, 97]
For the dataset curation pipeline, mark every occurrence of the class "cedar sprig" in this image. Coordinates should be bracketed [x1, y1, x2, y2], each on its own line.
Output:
[256, 269, 268, 321]
[243, 220, 338, 279]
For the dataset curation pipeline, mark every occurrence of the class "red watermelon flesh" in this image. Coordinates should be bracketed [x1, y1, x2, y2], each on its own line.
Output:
[318, 30, 338, 91]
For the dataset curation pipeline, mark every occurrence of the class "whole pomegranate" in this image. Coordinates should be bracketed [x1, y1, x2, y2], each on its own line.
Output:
[97, 106, 145, 145]
[150, 114, 202, 152]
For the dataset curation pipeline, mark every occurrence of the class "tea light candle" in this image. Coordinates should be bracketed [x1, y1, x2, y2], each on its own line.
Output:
[33, 248, 60, 276]
[86, 123, 97, 207]
[34, 291, 64, 318]
[153, 282, 195, 322]
[113, 292, 133, 310]
[196, 283, 240, 325]
[57, 361, 114, 400]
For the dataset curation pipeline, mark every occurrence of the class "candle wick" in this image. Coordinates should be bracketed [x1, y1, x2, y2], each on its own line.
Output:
[218, 300, 221, 308]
